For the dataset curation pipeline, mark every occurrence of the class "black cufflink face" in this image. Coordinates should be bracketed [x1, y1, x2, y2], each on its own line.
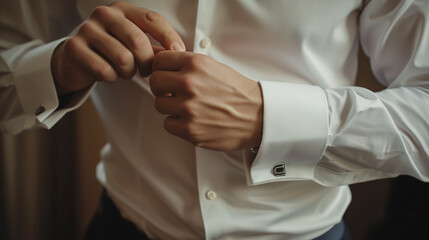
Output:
[272, 164, 286, 177]
[35, 106, 45, 115]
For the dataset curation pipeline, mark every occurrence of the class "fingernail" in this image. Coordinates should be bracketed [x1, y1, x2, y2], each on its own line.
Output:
[172, 42, 185, 52]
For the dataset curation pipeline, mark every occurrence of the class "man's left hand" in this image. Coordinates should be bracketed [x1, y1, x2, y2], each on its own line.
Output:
[150, 51, 263, 151]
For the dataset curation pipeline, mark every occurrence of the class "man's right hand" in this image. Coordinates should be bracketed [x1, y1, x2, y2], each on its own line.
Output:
[51, 1, 185, 95]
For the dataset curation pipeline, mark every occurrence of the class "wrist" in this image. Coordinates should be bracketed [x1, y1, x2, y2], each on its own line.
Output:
[51, 41, 69, 96]
[248, 81, 263, 149]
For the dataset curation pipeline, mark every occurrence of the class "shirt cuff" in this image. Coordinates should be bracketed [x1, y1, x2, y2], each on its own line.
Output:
[13, 38, 92, 130]
[13, 39, 65, 129]
[244, 81, 329, 185]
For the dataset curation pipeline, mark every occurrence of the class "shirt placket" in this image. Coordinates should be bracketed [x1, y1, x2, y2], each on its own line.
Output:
[193, 0, 221, 239]
[193, 0, 215, 56]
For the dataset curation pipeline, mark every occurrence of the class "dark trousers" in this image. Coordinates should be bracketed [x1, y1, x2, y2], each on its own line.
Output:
[84, 190, 151, 240]
[85, 190, 351, 240]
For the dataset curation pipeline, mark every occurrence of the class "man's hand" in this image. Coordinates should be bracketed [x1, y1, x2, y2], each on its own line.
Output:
[150, 51, 263, 151]
[51, 1, 185, 95]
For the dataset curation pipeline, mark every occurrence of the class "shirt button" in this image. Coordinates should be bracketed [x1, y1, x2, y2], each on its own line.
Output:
[272, 164, 286, 177]
[200, 38, 212, 49]
[205, 190, 217, 200]
[35, 106, 45, 115]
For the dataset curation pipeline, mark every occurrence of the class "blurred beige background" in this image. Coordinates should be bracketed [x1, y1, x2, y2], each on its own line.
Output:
[0, 49, 390, 240]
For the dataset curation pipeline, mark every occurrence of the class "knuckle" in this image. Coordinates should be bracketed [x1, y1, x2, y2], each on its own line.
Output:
[181, 75, 200, 96]
[163, 118, 171, 132]
[183, 123, 198, 143]
[164, 118, 179, 137]
[164, 117, 178, 134]
[181, 75, 196, 92]
[95, 64, 115, 82]
[127, 30, 147, 50]
[156, 28, 175, 45]
[187, 54, 206, 69]
[153, 51, 167, 64]
[78, 21, 98, 36]
[91, 5, 115, 20]
[119, 66, 136, 79]
[149, 72, 161, 90]
[146, 10, 164, 22]
[184, 126, 205, 148]
[181, 101, 196, 118]
[63, 38, 80, 58]
[154, 98, 163, 112]
[116, 50, 134, 67]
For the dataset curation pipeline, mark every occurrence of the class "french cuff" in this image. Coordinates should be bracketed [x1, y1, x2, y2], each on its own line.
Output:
[244, 81, 329, 185]
[13, 39, 65, 129]
[42, 84, 94, 128]
[13, 38, 92, 130]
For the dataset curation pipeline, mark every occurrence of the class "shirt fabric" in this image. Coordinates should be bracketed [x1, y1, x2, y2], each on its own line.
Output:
[1, 0, 429, 239]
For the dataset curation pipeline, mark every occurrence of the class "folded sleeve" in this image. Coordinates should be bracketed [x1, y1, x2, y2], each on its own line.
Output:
[244, 0, 429, 186]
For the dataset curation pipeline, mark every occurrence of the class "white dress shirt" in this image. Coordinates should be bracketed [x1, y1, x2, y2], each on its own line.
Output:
[2, 0, 429, 239]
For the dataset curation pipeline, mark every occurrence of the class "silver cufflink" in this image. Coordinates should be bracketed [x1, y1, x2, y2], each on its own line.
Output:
[272, 164, 286, 177]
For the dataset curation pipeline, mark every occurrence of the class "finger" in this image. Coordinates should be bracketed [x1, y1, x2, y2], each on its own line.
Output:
[63, 37, 118, 82]
[82, 21, 136, 78]
[90, 5, 154, 76]
[163, 116, 184, 138]
[112, 2, 186, 51]
[149, 70, 186, 97]
[152, 51, 191, 71]
[152, 45, 165, 54]
[154, 96, 181, 116]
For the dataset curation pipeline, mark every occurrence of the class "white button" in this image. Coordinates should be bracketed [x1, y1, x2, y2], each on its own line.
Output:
[205, 190, 217, 200]
[200, 38, 212, 48]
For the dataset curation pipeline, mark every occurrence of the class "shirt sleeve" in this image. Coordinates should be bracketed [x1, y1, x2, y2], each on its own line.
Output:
[0, 1, 90, 135]
[244, 0, 429, 186]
